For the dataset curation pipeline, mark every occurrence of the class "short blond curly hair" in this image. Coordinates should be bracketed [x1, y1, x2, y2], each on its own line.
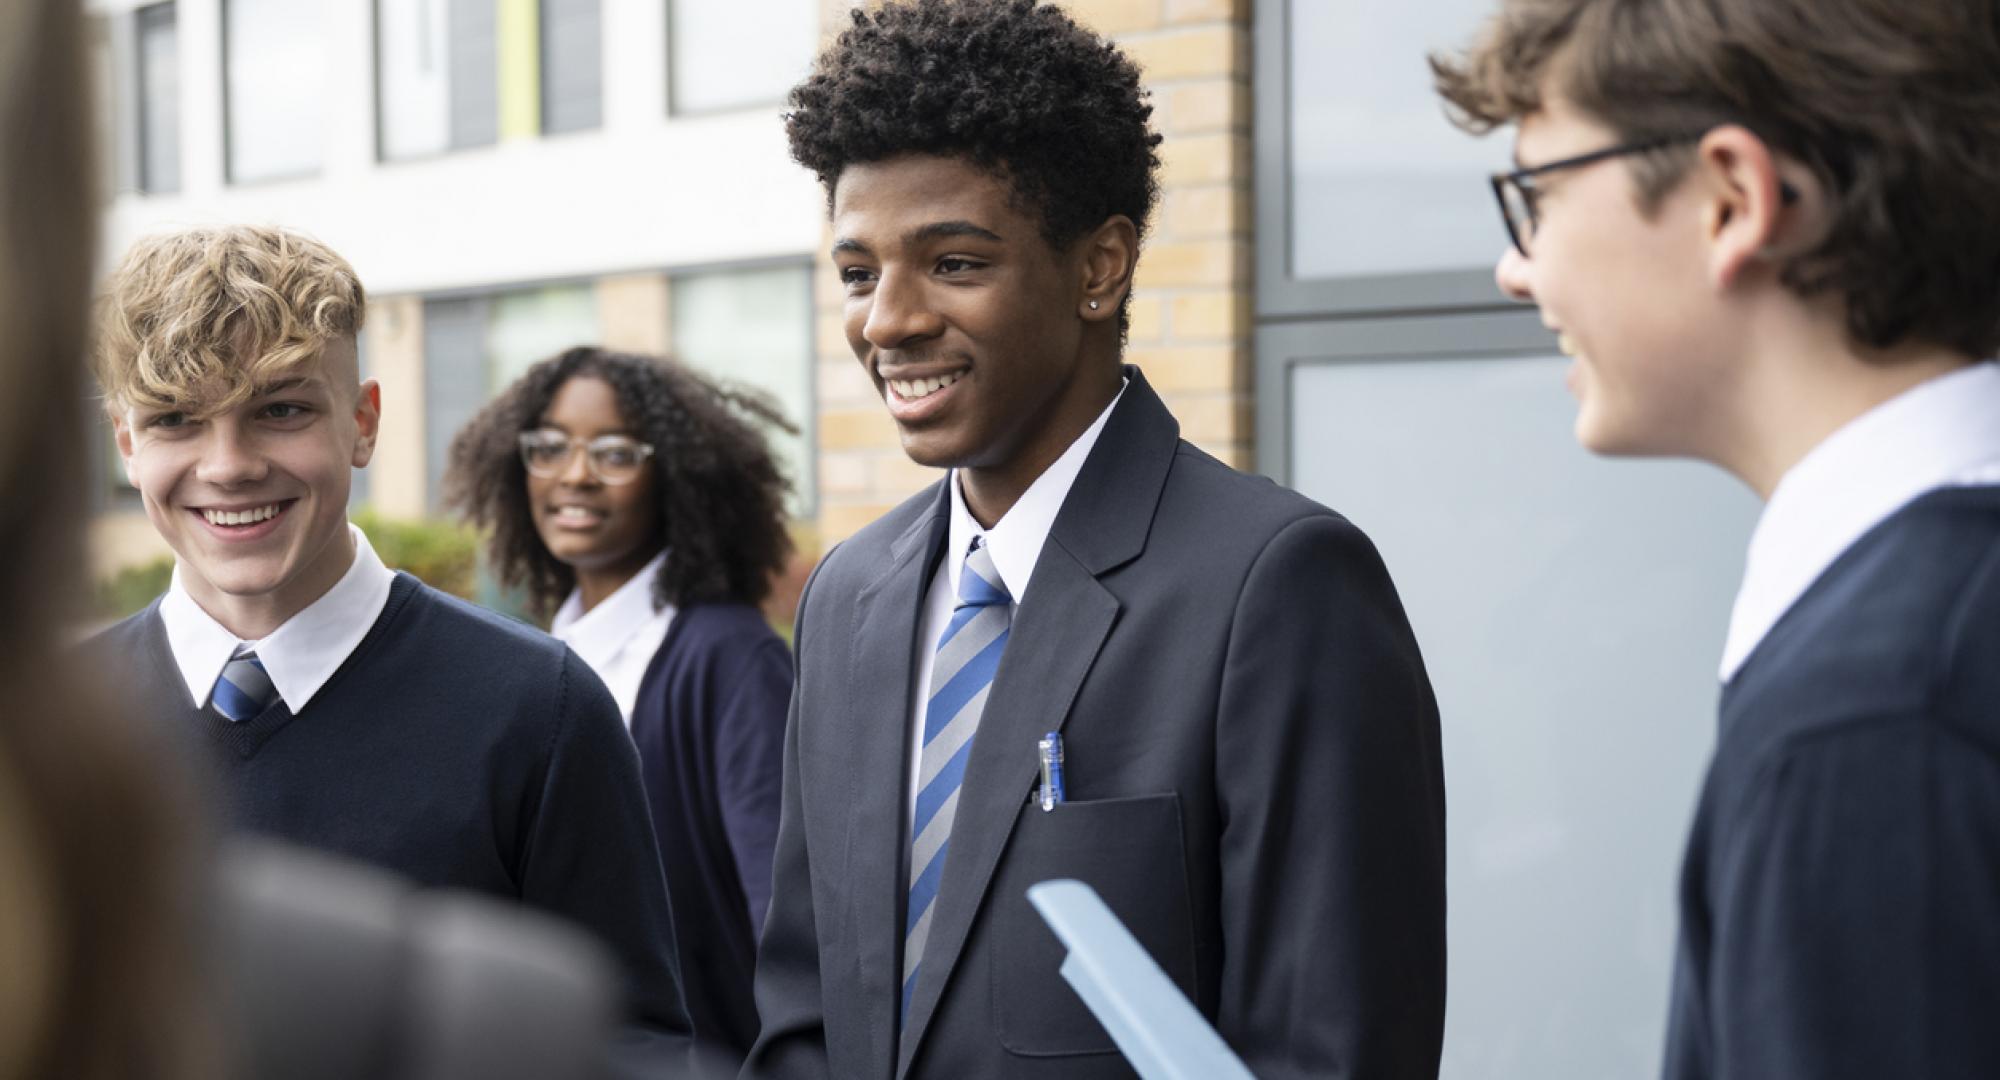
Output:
[95, 225, 366, 414]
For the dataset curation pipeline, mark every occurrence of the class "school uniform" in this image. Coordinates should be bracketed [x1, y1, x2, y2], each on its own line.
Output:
[1665, 362, 2000, 1079]
[82, 526, 692, 1062]
[746, 368, 1445, 1079]
[555, 553, 791, 1061]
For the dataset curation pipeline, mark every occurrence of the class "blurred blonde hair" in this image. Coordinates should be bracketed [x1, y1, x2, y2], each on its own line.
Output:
[96, 224, 367, 414]
[1, 1, 213, 1078]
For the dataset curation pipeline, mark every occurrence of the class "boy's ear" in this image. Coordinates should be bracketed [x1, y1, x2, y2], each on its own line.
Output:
[1078, 214, 1139, 323]
[351, 379, 381, 468]
[111, 411, 139, 485]
[1695, 125, 1811, 290]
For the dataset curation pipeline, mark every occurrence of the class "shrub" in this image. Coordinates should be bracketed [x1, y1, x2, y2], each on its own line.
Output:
[350, 508, 479, 601]
[92, 555, 174, 621]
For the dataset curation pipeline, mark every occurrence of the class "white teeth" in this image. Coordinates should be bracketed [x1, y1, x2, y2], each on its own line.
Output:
[203, 504, 280, 526]
[888, 370, 964, 401]
[1557, 332, 1578, 357]
[555, 506, 603, 522]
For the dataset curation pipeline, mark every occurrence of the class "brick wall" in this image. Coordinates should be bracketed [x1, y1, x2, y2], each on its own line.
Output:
[809, 0, 1256, 549]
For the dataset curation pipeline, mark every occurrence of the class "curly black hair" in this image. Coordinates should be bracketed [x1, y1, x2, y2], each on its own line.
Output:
[786, 0, 1162, 261]
[445, 347, 797, 619]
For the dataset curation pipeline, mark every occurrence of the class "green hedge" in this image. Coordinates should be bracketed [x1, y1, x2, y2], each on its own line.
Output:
[351, 509, 479, 601]
[92, 510, 481, 621]
[93, 556, 174, 620]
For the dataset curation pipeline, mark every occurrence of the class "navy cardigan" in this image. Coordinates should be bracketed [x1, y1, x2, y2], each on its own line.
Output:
[629, 602, 792, 1062]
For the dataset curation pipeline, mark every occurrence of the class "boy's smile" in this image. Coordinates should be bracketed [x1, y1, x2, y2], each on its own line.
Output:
[115, 336, 380, 639]
[193, 499, 295, 537]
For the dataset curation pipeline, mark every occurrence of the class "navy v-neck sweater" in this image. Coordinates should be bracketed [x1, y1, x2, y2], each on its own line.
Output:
[83, 573, 692, 1052]
[1665, 486, 2000, 1079]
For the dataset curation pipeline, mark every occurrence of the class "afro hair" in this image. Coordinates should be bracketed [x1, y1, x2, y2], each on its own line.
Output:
[785, 0, 1163, 252]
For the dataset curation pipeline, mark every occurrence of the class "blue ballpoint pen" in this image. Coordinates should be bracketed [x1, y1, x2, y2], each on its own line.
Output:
[1038, 732, 1065, 812]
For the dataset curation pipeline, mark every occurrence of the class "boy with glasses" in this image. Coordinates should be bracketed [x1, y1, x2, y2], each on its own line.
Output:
[84, 225, 693, 1066]
[1435, 1, 2000, 1076]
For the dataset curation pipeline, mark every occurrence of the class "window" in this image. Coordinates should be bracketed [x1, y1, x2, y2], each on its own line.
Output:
[135, 2, 180, 194]
[1253, 3, 1757, 1076]
[667, 0, 817, 115]
[670, 263, 815, 515]
[377, 0, 499, 159]
[224, 0, 329, 182]
[486, 284, 602, 387]
[540, 0, 602, 135]
[378, 0, 599, 160]
[1257, 0, 1512, 316]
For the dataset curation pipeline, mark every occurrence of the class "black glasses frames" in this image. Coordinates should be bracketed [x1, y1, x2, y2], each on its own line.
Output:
[1490, 134, 1698, 257]
[1491, 132, 1801, 258]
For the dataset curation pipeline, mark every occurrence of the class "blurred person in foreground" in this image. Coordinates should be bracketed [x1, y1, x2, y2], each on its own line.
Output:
[1434, 0, 2000, 1076]
[0, 1, 213, 1076]
[80, 224, 694, 1065]
[746, 1, 1446, 1077]
[448, 346, 796, 1065]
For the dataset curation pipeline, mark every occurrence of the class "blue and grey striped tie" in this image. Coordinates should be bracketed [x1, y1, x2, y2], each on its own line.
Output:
[211, 650, 279, 722]
[904, 538, 1011, 1025]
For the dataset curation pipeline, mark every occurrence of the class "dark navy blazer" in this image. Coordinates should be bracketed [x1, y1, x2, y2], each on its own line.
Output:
[1666, 485, 2000, 1079]
[630, 603, 791, 1063]
[746, 368, 1445, 1080]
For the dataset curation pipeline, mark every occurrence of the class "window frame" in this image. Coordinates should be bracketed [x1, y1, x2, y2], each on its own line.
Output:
[1252, 0, 1518, 321]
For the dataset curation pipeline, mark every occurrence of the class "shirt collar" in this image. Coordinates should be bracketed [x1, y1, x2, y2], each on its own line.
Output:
[946, 378, 1128, 603]
[1721, 360, 2000, 682]
[550, 549, 672, 665]
[160, 523, 397, 710]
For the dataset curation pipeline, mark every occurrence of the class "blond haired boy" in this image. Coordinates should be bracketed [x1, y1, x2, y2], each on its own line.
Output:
[84, 225, 692, 1062]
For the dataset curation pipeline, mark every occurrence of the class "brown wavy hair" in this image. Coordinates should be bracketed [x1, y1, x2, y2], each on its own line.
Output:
[446, 347, 797, 618]
[1431, 0, 2000, 359]
[1, 1, 213, 1077]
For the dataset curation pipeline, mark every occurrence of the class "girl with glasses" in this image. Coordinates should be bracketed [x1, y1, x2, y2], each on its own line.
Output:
[447, 346, 798, 1065]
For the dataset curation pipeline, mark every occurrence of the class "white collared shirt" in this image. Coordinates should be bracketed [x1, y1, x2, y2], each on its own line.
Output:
[160, 523, 398, 715]
[550, 550, 676, 725]
[904, 379, 1128, 831]
[1721, 361, 2000, 682]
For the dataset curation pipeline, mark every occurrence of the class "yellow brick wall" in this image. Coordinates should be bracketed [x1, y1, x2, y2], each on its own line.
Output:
[598, 272, 674, 356]
[364, 294, 431, 520]
[810, 0, 1255, 547]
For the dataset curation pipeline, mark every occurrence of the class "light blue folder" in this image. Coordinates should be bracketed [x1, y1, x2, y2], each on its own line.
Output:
[1026, 879, 1256, 1080]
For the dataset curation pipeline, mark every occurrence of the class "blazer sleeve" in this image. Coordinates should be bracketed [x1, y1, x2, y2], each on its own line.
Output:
[715, 629, 793, 934]
[1214, 513, 1446, 1079]
[521, 649, 695, 1063]
[740, 555, 835, 1080]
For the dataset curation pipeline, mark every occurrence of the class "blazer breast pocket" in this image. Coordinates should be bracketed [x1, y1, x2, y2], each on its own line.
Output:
[990, 791, 1197, 1058]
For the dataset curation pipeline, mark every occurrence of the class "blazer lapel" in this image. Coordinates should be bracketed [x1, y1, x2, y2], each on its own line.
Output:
[842, 486, 950, 1079]
[894, 367, 1181, 1077]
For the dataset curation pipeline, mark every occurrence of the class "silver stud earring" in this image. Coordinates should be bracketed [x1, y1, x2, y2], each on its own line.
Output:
[1088, 300, 1100, 310]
